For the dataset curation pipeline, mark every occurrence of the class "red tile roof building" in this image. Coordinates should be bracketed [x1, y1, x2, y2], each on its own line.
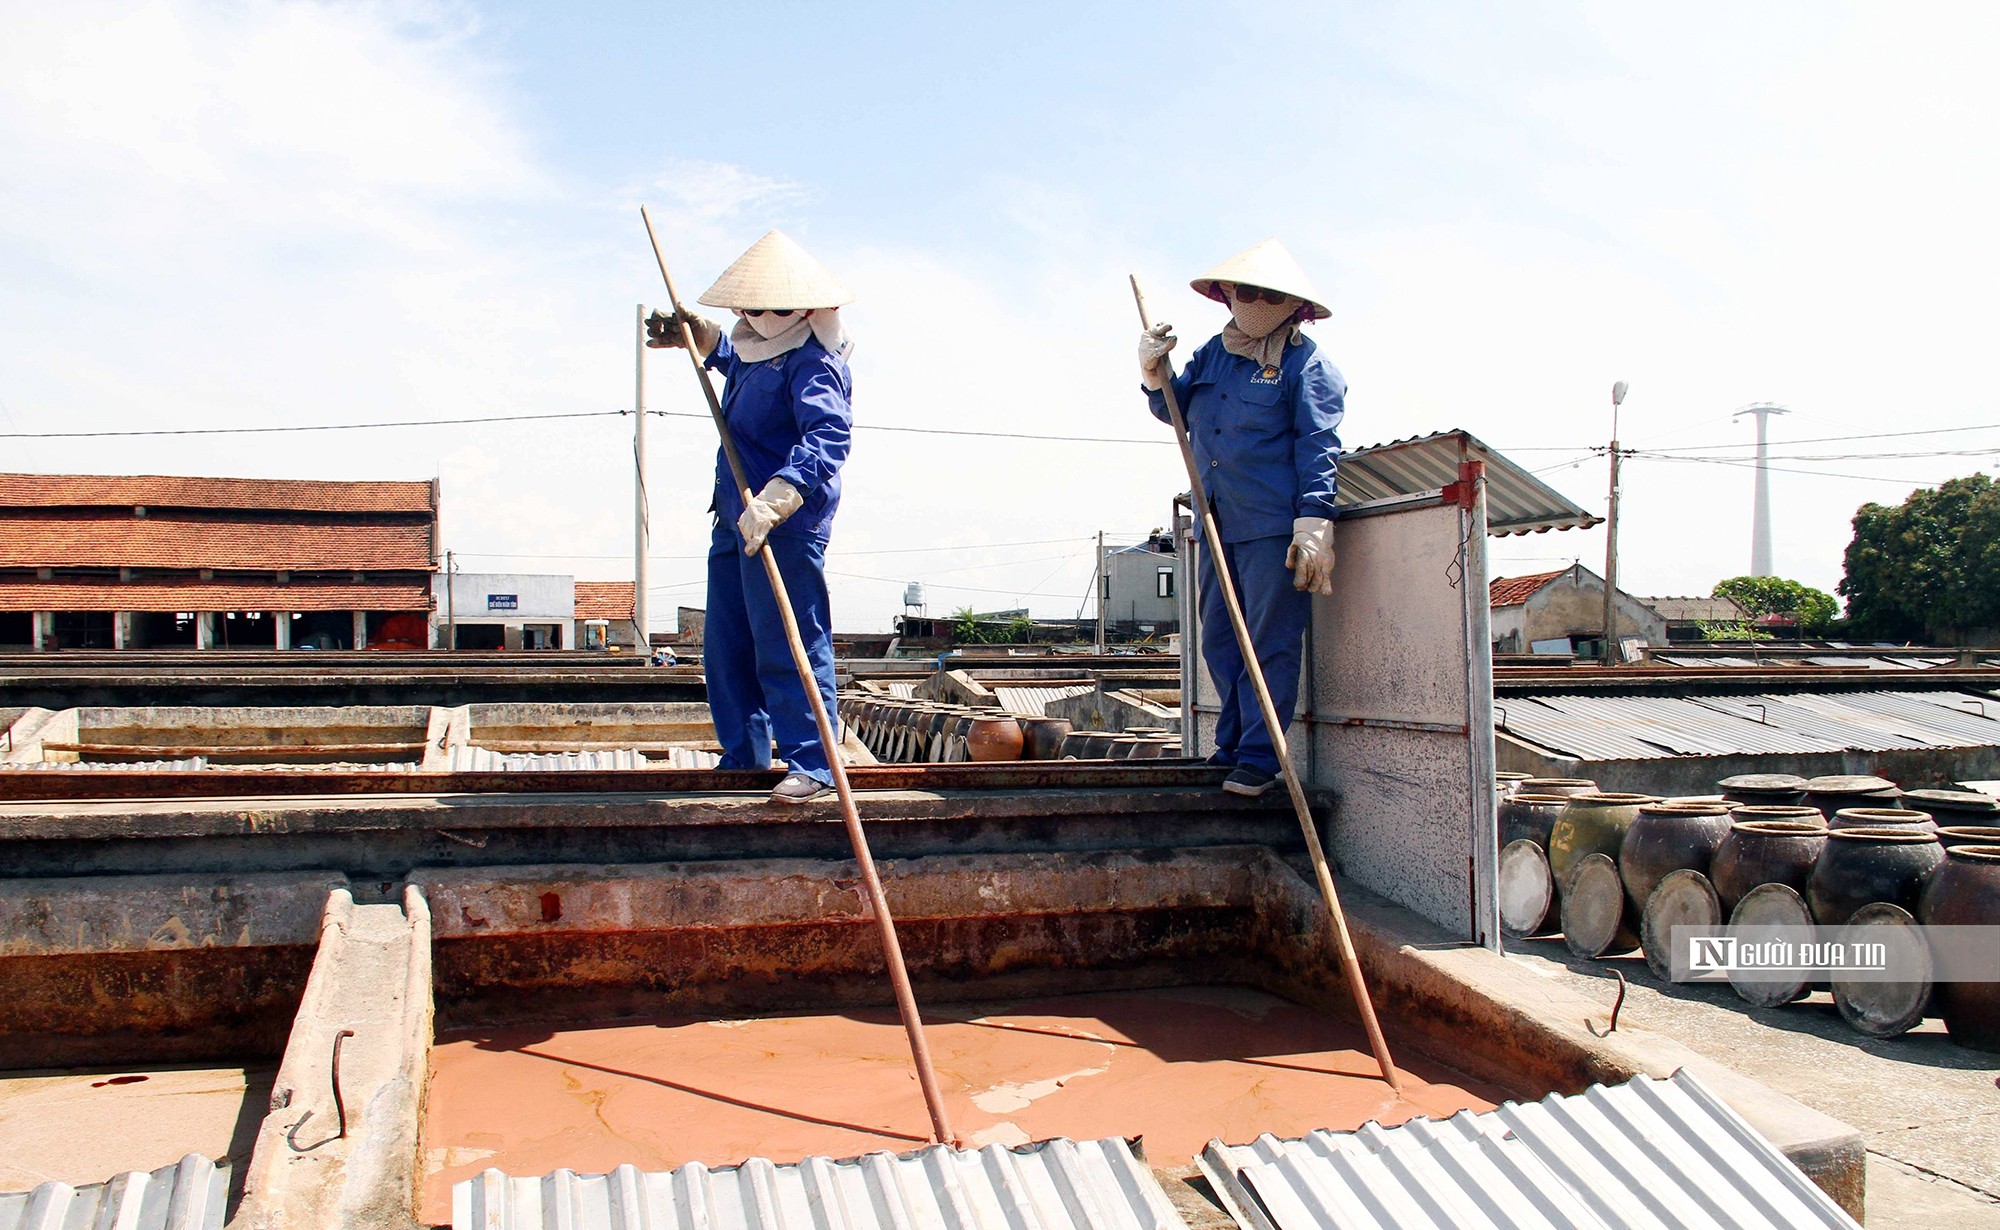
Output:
[1488, 569, 1569, 608]
[0, 473, 438, 650]
[572, 581, 636, 623]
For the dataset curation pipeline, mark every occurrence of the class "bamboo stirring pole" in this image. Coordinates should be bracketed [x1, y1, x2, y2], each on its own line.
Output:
[640, 206, 958, 1144]
[1131, 275, 1403, 1092]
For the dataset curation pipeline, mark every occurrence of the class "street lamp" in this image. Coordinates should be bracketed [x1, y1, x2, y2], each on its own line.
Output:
[1602, 381, 1629, 666]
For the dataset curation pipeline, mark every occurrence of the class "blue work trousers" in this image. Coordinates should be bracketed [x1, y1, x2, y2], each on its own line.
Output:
[704, 520, 839, 783]
[1199, 534, 1309, 775]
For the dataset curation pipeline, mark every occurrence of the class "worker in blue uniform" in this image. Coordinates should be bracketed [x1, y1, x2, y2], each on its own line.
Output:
[647, 230, 854, 804]
[1138, 239, 1343, 797]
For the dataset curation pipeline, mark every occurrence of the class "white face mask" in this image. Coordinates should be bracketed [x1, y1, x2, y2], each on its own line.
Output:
[741, 309, 805, 339]
[1229, 297, 1301, 339]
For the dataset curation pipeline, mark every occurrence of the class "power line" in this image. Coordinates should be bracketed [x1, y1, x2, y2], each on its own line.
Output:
[0, 410, 624, 439]
[652, 410, 1169, 446]
[1638, 421, 2000, 453]
[1638, 452, 1949, 486]
[449, 535, 1110, 562]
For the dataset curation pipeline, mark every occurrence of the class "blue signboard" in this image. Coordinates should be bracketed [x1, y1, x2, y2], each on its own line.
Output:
[487, 594, 518, 611]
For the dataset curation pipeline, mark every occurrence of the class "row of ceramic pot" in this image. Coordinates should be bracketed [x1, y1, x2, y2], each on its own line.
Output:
[1053, 727, 1184, 760]
[837, 696, 1038, 762]
[1496, 782, 2000, 1050]
[1496, 769, 2000, 827]
[837, 695, 1182, 763]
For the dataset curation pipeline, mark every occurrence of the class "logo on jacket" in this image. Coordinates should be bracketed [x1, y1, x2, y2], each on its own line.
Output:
[1254, 365, 1281, 383]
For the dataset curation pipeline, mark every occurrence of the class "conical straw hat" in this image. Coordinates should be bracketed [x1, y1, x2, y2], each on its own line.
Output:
[1190, 238, 1329, 320]
[698, 230, 854, 310]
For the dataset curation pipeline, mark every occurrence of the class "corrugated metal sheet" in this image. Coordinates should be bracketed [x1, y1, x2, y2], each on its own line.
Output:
[1691, 694, 1924, 753]
[1494, 698, 1683, 761]
[1846, 690, 2000, 745]
[0, 1153, 228, 1230]
[994, 683, 1096, 716]
[1198, 1071, 1857, 1230]
[9, 756, 210, 771]
[1502, 688, 2000, 762]
[453, 1136, 1183, 1230]
[1529, 694, 1839, 757]
[449, 746, 720, 771]
[1337, 430, 1601, 538]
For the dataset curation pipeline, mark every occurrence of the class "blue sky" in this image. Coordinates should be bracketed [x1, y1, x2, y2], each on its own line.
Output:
[4, 2, 1997, 631]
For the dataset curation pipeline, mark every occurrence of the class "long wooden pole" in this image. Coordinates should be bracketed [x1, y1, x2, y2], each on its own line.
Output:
[641, 206, 958, 1144]
[1131, 276, 1402, 1092]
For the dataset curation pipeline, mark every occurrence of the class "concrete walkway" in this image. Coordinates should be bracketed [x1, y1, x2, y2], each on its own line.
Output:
[1505, 936, 2000, 1228]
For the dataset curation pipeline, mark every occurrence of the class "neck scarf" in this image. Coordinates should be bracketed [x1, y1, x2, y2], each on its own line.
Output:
[729, 308, 854, 363]
[1221, 297, 1304, 370]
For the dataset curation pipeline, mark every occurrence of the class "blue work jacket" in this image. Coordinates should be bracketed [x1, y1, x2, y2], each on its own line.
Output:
[1146, 333, 1345, 543]
[704, 333, 853, 539]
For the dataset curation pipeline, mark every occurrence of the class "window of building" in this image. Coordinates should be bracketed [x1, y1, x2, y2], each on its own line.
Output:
[1101, 572, 1111, 600]
[1156, 567, 1175, 599]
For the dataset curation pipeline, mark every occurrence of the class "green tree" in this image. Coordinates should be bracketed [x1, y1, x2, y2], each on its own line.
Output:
[1697, 619, 1773, 642]
[952, 605, 987, 644]
[1711, 576, 1838, 635]
[1839, 473, 2000, 642]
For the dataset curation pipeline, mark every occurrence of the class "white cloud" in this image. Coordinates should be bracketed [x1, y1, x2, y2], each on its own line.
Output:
[7, 1, 1999, 633]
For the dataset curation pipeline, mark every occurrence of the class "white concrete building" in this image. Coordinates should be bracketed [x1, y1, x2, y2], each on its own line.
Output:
[432, 572, 574, 650]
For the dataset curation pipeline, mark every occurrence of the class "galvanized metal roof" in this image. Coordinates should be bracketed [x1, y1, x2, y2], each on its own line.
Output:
[5, 756, 212, 771]
[450, 745, 720, 771]
[1198, 1070, 1857, 1230]
[453, 1136, 1184, 1230]
[0, 1154, 228, 1230]
[1504, 694, 1839, 760]
[1338, 430, 1600, 538]
[1500, 688, 2000, 762]
[994, 683, 1097, 716]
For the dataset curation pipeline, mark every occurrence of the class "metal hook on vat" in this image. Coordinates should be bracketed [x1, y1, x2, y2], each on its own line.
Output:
[283, 1028, 355, 1152]
[1586, 970, 1627, 1037]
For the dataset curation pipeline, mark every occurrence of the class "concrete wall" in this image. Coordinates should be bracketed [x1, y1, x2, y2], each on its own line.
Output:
[1520, 567, 1665, 649]
[1104, 544, 1179, 631]
[1185, 488, 1499, 946]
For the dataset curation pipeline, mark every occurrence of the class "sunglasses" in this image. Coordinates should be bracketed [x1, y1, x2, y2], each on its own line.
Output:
[743, 308, 798, 317]
[1229, 283, 1290, 306]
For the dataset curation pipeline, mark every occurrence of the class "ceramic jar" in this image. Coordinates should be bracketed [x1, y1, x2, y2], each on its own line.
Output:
[1828, 807, 1937, 833]
[1500, 793, 1572, 851]
[1901, 789, 2000, 828]
[1620, 803, 1735, 910]
[1938, 826, 2000, 850]
[1017, 716, 1072, 761]
[1518, 778, 1599, 798]
[1711, 820, 1827, 917]
[1806, 827, 1945, 925]
[1918, 844, 2000, 1051]
[965, 713, 1024, 762]
[1717, 773, 1810, 808]
[1803, 774, 1900, 817]
[1547, 792, 1660, 887]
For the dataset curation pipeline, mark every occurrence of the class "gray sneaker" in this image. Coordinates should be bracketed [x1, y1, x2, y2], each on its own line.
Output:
[771, 772, 832, 804]
[1222, 766, 1278, 797]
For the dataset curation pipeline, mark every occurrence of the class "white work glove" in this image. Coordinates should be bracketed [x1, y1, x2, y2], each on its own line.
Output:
[646, 306, 720, 358]
[1286, 516, 1336, 596]
[737, 477, 804, 555]
[1138, 322, 1176, 390]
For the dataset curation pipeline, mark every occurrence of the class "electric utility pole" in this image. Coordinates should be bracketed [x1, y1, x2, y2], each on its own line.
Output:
[1095, 530, 1106, 653]
[1734, 402, 1789, 577]
[634, 304, 651, 651]
[1601, 380, 1629, 666]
